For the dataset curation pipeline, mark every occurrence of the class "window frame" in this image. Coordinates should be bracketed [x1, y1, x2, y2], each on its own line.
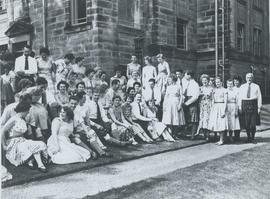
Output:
[253, 27, 262, 56]
[176, 18, 188, 50]
[237, 23, 245, 52]
[118, 0, 141, 29]
[71, 0, 87, 26]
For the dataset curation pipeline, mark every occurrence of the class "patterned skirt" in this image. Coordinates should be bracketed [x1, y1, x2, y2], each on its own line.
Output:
[111, 123, 134, 141]
[199, 99, 211, 128]
[6, 137, 47, 166]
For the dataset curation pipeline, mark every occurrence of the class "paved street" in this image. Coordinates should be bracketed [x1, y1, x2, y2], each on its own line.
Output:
[2, 130, 270, 199]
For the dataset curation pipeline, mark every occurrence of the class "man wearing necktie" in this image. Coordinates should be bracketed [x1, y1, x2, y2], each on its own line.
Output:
[239, 73, 262, 143]
[14, 45, 38, 92]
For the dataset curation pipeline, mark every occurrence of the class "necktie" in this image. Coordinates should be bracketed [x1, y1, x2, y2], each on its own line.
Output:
[138, 103, 142, 115]
[96, 102, 101, 120]
[151, 88, 154, 100]
[25, 56, 29, 70]
[247, 84, 251, 98]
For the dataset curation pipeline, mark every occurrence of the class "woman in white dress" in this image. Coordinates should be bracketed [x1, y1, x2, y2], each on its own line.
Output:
[127, 55, 141, 80]
[47, 106, 90, 164]
[156, 54, 170, 96]
[142, 56, 157, 89]
[37, 47, 56, 101]
[144, 100, 175, 142]
[208, 77, 228, 145]
[1, 101, 48, 172]
[162, 74, 185, 134]
[226, 79, 240, 142]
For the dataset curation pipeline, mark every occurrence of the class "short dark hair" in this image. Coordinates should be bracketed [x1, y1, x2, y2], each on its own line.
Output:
[69, 95, 79, 102]
[176, 69, 183, 73]
[76, 81, 85, 89]
[127, 87, 135, 94]
[20, 93, 32, 102]
[148, 78, 155, 83]
[185, 70, 194, 78]
[233, 75, 242, 84]
[36, 77, 48, 85]
[99, 71, 106, 78]
[15, 101, 31, 113]
[76, 91, 86, 100]
[112, 95, 122, 102]
[57, 80, 69, 90]
[25, 44, 32, 50]
[226, 78, 233, 83]
[64, 53, 75, 61]
[62, 106, 74, 120]
[75, 56, 84, 63]
[169, 74, 177, 82]
[133, 82, 141, 87]
[111, 79, 120, 86]
[85, 68, 95, 76]
[39, 47, 50, 55]
[126, 94, 134, 102]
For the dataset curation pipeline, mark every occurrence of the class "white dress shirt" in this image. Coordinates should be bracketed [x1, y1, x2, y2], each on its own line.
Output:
[238, 83, 262, 109]
[182, 78, 200, 105]
[142, 86, 161, 105]
[87, 100, 110, 122]
[14, 55, 38, 75]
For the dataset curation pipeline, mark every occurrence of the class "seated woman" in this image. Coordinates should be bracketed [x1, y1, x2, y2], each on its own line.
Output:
[54, 80, 70, 106]
[14, 79, 33, 102]
[131, 93, 154, 135]
[144, 100, 175, 142]
[47, 106, 91, 164]
[1, 101, 48, 172]
[108, 96, 137, 145]
[122, 95, 153, 143]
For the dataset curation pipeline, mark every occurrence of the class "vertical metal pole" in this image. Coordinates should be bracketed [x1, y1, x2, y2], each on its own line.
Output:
[42, 0, 47, 47]
[222, 0, 225, 82]
[215, 0, 218, 78]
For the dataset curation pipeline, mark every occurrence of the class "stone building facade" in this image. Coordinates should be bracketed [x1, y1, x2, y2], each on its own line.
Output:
[0, 0, 269, 96]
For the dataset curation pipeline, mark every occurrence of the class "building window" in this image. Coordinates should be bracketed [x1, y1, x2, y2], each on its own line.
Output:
[253, 0, 263, 9]
[253, 28, 262, 56]
[176, 18, 187, 50]
[0, 0, 7, 12]
[237, 23, 245, 52]
[118, 0, 141, 28]
[71, 0, 87, 25]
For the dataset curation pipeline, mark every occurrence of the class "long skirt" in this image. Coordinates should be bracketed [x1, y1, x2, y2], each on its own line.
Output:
[148, 121, 167, 139]
[111, 123, 133, 141]
[226, 103, 240, 131]
[156, 72, 167, 96]
[199, 99, 211, 129]
[162, 97, 185, 126]
[6, 137, 47, 166]
[47, 135, 90, 164]
[208, 103, 228, 132]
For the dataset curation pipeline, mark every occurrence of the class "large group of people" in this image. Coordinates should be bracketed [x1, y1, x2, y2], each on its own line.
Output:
[0, 45, 262, 178]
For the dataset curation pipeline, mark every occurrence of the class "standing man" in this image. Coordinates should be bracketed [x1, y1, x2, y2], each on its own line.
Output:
[14, 45, 38, 91]
[238, 73, 262, 143]
[127, 55, 141, 80]
[176, 69, 184, 88]
[182, 70, 200, 139]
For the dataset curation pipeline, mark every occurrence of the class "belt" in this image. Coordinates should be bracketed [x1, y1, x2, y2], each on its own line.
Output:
[214, 101, 224, 103]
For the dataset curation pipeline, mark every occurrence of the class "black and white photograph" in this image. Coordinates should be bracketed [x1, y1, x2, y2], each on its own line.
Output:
[1, 0, 270, 198]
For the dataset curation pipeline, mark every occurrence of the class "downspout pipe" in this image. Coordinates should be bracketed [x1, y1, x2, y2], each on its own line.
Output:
[215, 0, 218, 78]
[42, 0, 47, 47]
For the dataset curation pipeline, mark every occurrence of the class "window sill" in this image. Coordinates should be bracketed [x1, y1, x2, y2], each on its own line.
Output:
[64, 21, 92, 34]
[117, 24, 144, 35]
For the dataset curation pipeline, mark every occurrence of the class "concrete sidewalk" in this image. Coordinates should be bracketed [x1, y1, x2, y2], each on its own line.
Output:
[2, 139, 206, 188]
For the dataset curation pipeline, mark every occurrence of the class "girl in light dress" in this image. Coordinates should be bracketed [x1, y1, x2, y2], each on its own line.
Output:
[144, 100, 175, 142]
[226, 79, 240, 142]
[162, 74, 185, 135]
[196, 74, 213, 141]
[47, 106, 91, 164]
[37, 47, 56, 102]
[208, 77, 228, 145]
[142, 56, 157, 89]
[156, 54, 170, 96]
[1, 101, 48, 172]
[54, 80, 70, 106]
[108, 96, 137, 145]
[122, 95, 153, 143]
[67, 57, 86, 92]
[83, 68, 95, 100]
